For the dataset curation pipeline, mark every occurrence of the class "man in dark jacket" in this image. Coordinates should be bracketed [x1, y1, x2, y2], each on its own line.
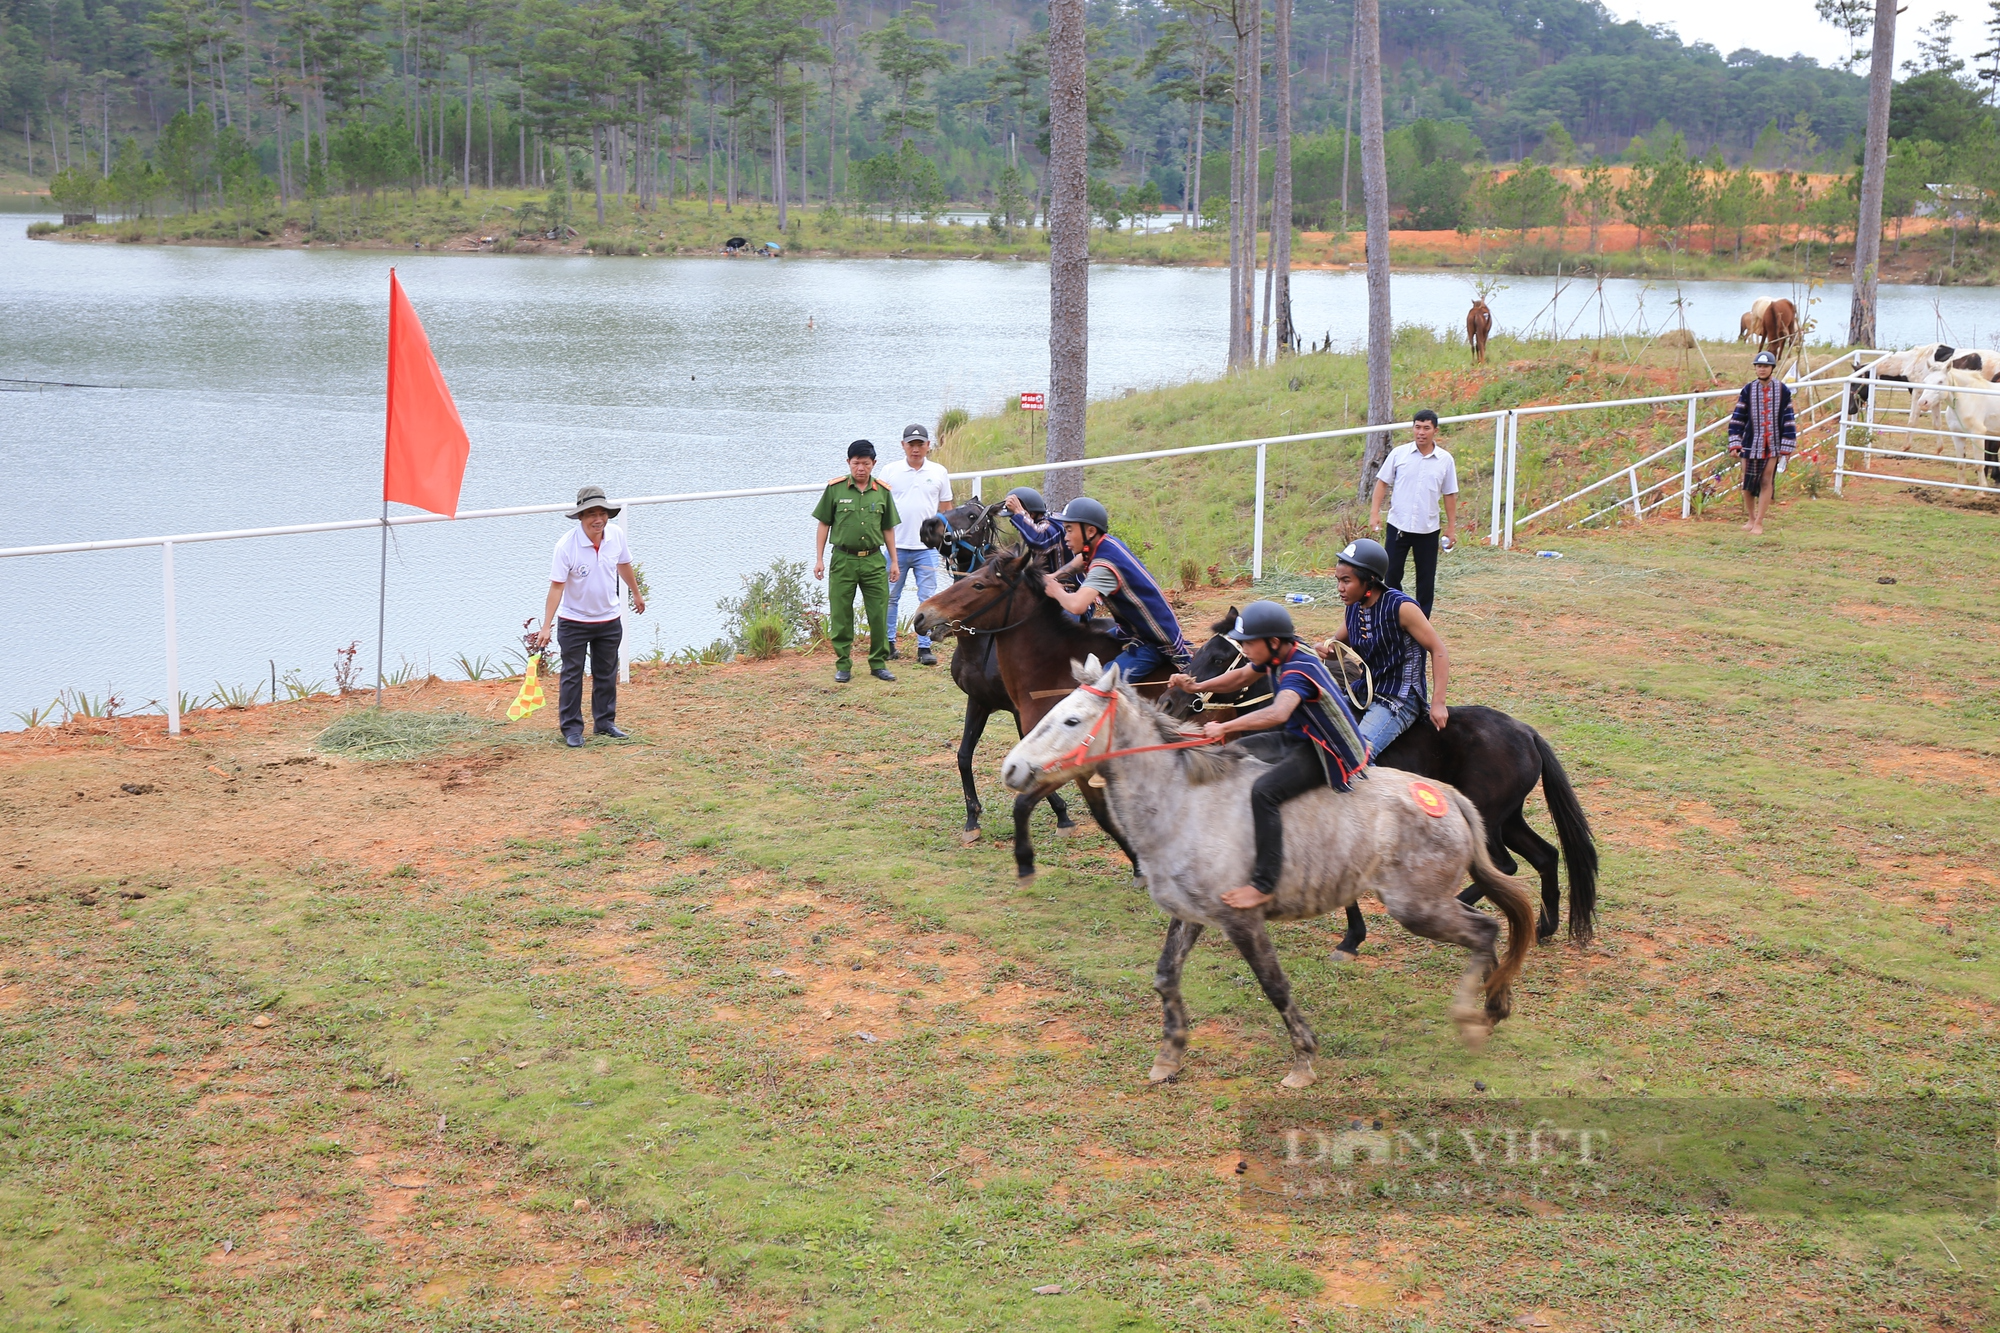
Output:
[1727, 350, 1797, 536]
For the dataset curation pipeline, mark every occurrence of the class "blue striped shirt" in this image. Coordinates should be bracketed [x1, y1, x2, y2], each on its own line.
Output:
[1345, 588, 1428, 707]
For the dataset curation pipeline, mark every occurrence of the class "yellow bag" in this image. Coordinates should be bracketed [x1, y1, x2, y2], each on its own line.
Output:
[507, 654, 547, 721]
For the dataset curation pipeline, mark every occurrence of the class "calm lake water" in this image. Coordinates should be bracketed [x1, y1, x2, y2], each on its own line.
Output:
[1, 207, 1993, 721]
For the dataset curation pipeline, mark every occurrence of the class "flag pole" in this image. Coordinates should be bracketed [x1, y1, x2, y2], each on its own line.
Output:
[374, 500, 388, 708]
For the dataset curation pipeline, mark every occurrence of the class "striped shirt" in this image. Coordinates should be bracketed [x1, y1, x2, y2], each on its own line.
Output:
[1345, 588, 1427, 707]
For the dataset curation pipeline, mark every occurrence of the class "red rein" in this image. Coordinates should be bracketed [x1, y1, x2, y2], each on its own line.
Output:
[1040, 684, 1224, 780]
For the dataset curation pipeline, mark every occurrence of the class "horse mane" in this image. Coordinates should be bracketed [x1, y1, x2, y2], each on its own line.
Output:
[1119, 682, 1249, 786]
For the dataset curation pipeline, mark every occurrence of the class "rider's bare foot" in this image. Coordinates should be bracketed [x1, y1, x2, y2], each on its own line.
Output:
[1748, 523, 1764, 536]
[1221, 884, 1273, 910]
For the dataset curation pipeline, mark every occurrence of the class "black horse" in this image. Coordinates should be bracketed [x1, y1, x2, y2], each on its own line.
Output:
[1168, 612, 1598, 954]
[920, 499, 1082, 846]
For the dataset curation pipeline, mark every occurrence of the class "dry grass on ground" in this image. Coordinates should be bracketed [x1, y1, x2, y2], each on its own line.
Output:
[2, 483, 1997, 1331]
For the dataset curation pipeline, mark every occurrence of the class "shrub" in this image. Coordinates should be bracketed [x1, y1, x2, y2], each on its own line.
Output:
[26, 220, 58, 238]
[743, 613, 787, 660]
[717, 558, 826, 653]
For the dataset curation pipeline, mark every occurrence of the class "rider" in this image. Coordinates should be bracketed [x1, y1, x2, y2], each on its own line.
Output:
[1040, 497, 1192, 681]
[1323, 537, 1451, 759]
[1168, 601, 1369, 911]
[1001, 486, 1070, 571]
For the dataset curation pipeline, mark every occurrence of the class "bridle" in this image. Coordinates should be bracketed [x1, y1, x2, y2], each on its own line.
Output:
[941, 502, 1000, 575]
[1036, 682, 1223, 782]
[933, 555, 1040, 637]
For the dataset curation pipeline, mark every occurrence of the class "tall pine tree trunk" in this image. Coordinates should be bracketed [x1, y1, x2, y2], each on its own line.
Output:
[1847, 0, 1896, 348]
[1227, 20, 1246, 368]
[1240, 2, 1261, 370]
[1273, 0, 1294, 358]
[1355, 0, 1393, 499]
[774, 63, 788, 230]
[1045, 0, 1089, 510]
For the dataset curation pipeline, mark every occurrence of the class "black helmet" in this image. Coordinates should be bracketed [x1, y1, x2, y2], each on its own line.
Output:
[1008, 486, 1047, 516]
[1051, 497, 1110, 532]
[1752, 351, 1777, 367]
[1336, 537, 1391, 584]
[1226, 600, 1296, 642]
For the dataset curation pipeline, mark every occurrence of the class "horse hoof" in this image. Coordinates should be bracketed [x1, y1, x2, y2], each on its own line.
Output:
[1016, 873, 1036, 890]
[1129, 874, 1147, 892]
[1147, 1059, 1182, 1084]
[1280, 1060, 1317, 1090]
[1454, 1013, 1494, 1050]
[959, 828, 981, 846]
[1053, 823, 1078, 837]
[1330, 949, 1359, 963]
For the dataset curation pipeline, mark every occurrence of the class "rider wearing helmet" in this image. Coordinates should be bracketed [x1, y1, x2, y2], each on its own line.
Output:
[1324, 537, 1451, 758]
[1041, 497, 1192, 681]
[1168, 600, 1370, 911]
[1001, 486, 1069, 569]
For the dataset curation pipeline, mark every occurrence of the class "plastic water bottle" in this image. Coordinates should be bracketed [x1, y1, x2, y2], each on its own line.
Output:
[1283, 593, 1315, 605]
[1536, 550, 1563, 559]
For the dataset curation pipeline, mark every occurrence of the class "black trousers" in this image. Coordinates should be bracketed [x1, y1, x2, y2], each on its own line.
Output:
[1384, 523, 1440, 618]
[1248, 733, 1333, 895]
[557, 616, 622, 736]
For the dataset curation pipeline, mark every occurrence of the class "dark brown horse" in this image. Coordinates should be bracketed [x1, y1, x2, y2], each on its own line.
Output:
[1169, 612, 1597, 953]
[912, 548, 1160, 882]
[1467, 299, 1492, 364]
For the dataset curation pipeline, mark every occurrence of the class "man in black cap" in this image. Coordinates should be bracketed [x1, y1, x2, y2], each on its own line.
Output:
[878, 422, 952, 665]
[812, 441, 901, 683]
[531, 485, 646, 747]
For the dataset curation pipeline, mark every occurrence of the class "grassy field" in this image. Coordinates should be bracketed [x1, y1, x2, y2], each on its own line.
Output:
[938, 332, 1860, 581]
[1, 464, 1995, 1330]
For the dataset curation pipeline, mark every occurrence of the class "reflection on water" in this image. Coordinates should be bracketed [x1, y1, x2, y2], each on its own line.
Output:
[0, 213, 1991, 717]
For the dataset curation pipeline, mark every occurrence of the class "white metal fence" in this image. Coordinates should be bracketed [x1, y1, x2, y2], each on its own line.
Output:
[9, 352, 1986, 735]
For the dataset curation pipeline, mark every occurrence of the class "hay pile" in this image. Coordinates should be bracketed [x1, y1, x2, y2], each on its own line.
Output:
[314, 709, 488, 760]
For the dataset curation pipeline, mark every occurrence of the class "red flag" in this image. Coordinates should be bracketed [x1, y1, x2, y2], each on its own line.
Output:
[383, 269, 470, 517]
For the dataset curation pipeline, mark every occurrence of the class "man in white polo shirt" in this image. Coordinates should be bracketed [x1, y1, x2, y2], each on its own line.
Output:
[1369, 408, 1459, 618]
[877, 422, 953, 666]
[531, 486, 647, 747]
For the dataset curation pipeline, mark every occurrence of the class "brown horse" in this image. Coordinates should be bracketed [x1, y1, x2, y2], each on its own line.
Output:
[1466, 299, 1492, 363]
[1744, 298, 1796, 356]
[912, 548, 1169, 883]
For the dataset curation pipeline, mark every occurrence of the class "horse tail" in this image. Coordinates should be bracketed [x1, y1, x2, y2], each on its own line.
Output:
[1453, 790, 1535, 1007]
[1533, 730, 1599, 944]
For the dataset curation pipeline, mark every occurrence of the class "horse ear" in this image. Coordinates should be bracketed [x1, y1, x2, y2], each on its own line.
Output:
[1099, 660, 1122, 691]
[1075, 653, 1103, 682]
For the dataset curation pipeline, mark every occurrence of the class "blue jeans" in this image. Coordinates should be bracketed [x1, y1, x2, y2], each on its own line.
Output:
[888, 547, 944, 648]
[1358, 695, 1418, 760]
[1109, 639, 1188, 685]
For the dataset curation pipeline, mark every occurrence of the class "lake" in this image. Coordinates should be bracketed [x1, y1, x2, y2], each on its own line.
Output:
[1, 208, 1993, 721]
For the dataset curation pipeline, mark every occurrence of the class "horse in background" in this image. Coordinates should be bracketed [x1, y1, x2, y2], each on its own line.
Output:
[1739, 298, 1797, 356]
[916, 500, 1083, 846]
[1466, 300, 1492, 364]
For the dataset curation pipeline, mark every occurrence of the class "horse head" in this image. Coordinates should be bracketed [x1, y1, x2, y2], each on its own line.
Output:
[1002, 655, 1120, 793]
[1160, 608, 1241, 720]
[910, 546, 1040, 640]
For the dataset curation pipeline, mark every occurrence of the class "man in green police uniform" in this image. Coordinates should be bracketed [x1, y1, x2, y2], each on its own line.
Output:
[812, 439, 902, 683]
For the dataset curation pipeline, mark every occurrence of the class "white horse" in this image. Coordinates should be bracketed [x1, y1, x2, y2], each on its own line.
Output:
[1912, 351, 2000, 474]
[1002, 658, 1535, 1089]
[1940, 368, 2000, 485]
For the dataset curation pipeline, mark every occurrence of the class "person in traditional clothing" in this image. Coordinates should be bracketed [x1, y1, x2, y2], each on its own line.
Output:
[1039, 497, 1191, 682]
[1322, 538, 1451, 759]
[1727, 350, 1797, 537]
[1166, 601, 1368, 911]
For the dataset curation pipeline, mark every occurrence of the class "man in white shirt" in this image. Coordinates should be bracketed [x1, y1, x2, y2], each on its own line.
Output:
[531, 486, 647, 747]
[1369, 409, 1459, 618]
[877, 423, 953, 666]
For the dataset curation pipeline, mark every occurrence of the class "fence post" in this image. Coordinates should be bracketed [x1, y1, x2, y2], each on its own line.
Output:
[1489, 414, 1505, 545]
[1861, 365, 1877, 477]
[1502, 412, 1519, 550]
[162, 541, 180, 737]
[619, 508, 633, 685]
[1628, 466, 1643, 521]
[1681, 394, 1697, 518]
[1835, 367, 1852, 496]
[1251, 442, 1267, 582]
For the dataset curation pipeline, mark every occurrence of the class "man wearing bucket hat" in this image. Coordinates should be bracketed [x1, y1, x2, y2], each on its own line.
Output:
[531, 486, 646, 747]
[1727, 350, 1796, 537]
[1167, 601, 1370, 910]
[1322, 537, 1452, 759]
[1040, 497, 1191, 681]
[812, 440, 902, 683]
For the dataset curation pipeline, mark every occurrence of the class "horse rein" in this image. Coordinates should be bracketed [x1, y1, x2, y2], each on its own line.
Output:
[1037, 683, 1222, 782]
[935, 555, 1039, 637]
